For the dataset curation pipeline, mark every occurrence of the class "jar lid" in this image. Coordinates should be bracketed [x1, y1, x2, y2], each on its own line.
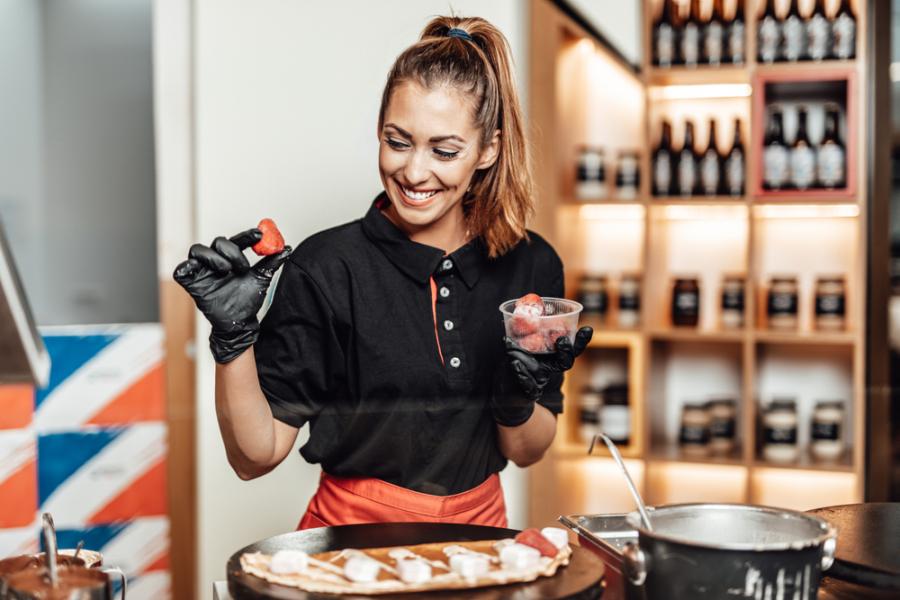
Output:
[768, 398, 797, 410]
[816, 274, 846, 283]
[770, 275, 798, 283]
[581, 273, 608, 281]
[814, 400, 845, 409]
[683, 401, 708, 410]
[722, 273, 746, 282]
[708, 397, 737, 407]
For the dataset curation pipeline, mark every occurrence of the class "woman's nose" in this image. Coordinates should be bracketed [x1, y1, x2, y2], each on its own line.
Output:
[402, 149, 430, 185]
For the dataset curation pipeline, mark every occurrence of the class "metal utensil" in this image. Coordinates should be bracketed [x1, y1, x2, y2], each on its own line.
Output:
[40, 513, 58, 587]
[73, 541, 85, 563]
[588, 434, 653, 531]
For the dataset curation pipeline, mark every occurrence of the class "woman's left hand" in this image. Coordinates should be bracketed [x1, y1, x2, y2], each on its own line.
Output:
[504, 326, 593, 401]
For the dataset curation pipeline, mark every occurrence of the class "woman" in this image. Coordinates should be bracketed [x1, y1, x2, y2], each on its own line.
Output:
[174, 15, 592, 529]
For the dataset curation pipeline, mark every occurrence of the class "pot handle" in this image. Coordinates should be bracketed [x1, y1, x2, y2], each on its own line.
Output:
[102, 567, 127, 600]
[621, 540, 647, 586]
[821, 525, 838, 572]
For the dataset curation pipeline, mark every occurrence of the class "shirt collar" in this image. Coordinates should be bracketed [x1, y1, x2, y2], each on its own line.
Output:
[360, 192, 487, 288]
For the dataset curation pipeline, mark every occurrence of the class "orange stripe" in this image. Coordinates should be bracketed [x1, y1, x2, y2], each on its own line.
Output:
[87, 364, 165, 426]
[0, 385, 33, 429]
[89, 459, 167, 523]
[0, 460, 37, 528]
[429, 276, 444, 365]
[144, 552, 170, 572]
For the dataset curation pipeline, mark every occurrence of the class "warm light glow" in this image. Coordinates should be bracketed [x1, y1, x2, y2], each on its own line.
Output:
[647, 463, 747, 505]
[649, 84, 752, 101]
[579, 204, 645, 221]
[660, 204, 748, 221]
[753, 204, 859, 220]
[751, 468, 858, 510]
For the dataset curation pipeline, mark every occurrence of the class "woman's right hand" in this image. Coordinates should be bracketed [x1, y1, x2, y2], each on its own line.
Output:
[173, 228, 292, 364]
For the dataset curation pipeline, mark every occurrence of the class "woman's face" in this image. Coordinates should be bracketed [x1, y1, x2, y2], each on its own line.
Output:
[378, 81, 499, 235]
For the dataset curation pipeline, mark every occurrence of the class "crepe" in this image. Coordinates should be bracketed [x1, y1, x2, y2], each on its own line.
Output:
[240, 537, 572, 595]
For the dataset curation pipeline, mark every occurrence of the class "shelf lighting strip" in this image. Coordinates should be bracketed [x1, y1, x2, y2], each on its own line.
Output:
[753, 204, 859, 219]
[648, 84, 752, 101]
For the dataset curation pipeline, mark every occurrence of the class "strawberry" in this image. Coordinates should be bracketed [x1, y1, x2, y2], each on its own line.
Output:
[517, 332, 547, 353]
[515, 528, 558, 558]
[514, 293, 545, 317]
[509, 313, 539, 337]
[542, 326, 571, 350]
[252, 218, 285, 256]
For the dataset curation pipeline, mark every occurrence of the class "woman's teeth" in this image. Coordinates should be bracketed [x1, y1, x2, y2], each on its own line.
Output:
[401, 186, 438, 201]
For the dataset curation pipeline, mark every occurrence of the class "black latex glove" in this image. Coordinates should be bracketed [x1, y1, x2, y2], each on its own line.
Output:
[173, 228, 292, 364]
[503, 325, 594, 404]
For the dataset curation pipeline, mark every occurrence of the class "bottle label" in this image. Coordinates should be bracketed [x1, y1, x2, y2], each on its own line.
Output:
[763, 145, 789, 188]
[704, 22, 724, 65]
[816, 293, 845, 316]
[678, 152, 696, 195]
[817, 143, 845, 188]
[725, 150, 744, 196]
[728, 21, 745, 63]
[790, 145, 816, 189]
[700, 151, 720, 195]
[782, 15, 806, 61]
[657, 24, 675, 67]
[682, 24, 700, 66]
[807, 13, 831, 61]
[758, 17, 779, 63]
[764, 426, 797, 445]
[812, 421, 840, 441]
[680, 424, 710, 445]
[768, 291, 798, 316]
[722, 288, 744, 311]
[654, 153, 671, 195]
[710, 418, 736, 439]
[834, 13, 856, 59]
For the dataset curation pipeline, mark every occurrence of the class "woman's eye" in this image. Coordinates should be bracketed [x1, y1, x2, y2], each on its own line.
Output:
[385, 138, 408, 150]
[434, 148, 459, 159]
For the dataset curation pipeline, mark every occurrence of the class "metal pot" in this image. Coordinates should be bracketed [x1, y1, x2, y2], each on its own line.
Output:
[620, 504, 837, 599]
[3, 565, 125, 600]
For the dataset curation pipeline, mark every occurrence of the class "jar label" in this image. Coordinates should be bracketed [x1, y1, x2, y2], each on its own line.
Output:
[764, 426, 797, 445]
[722, 288, 745, 311]
[656, 25, 675, 67]
[816, 294, 845, 316]
[790, 146, 816, 189]
[700, 151, 720, 195]
[763, 145, 789, 188]
[680, 424, 710, 444]
[817, 143, 845, 188]
[767, 291, 798, 316]
[725, 150, 744, 196]
[782, 15, 805, 61]
[579, 291, 608, 314]
[710, 419, 736, 439]
[674, 291, 700, 315]
[619, 294, 640, 311]
[579, 408, 600, 425]
[758, 17, 779, 63]
[728, 21, 745, 63]
[654, 153, 672, 195]
[812, 421, 840, 441]
[704, 22, 723, 65]
[681, 24, 700, 65]
[807, 13, 831, 60]
[833, 14, 856, 59]
[678, 153, 696, 195]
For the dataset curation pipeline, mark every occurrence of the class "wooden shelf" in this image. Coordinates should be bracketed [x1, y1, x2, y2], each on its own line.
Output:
[751, 197, 861, 206]
[754, 60, 859, 77]
[649, 196, 748, 205]
[563, 198, 643, 206]
[556, 440, 642, 460]
[754, 330, 856, 346]
[647, 328, 745, 343]
[753, 454, 855, 474]
[648, 445, 745, 467]
[645, 65, 750, 87]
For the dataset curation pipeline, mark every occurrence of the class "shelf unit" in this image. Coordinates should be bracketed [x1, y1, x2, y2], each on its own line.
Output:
[527, 0, 866, 528]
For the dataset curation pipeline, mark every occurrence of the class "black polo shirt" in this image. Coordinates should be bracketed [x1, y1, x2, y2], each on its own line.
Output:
[255, 193, 565, 495]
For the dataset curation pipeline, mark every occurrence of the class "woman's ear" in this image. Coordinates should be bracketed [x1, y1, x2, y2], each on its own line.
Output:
[476, 129, 501, 170]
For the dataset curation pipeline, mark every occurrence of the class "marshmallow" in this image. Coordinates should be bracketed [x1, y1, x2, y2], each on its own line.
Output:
[449, 554, 490, 579]
[344, 556, 381, 583]
[268, 550, 309, 575]
[499, 543, 541, 571]
[540, 527, 570, 550]
[397, 558, 432, 584]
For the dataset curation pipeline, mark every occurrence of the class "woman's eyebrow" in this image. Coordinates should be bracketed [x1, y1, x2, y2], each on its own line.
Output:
[384, 123, 412, 139]
[384, 123, 466, 144]
[429, 134, 466, 144]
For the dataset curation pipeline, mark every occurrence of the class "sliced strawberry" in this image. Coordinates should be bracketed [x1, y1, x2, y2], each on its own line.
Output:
[515, 293, 545, 317]
[252, 218, 285, 256]
[517, 332, 547, 353]
[509, 313, 539, 337]
[515, 528, 558, 558]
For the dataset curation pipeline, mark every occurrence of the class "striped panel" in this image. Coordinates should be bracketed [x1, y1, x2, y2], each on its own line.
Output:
[0, 384, 33, 429]
[0, 516, 39, 557]
[0, 430, 37, 528]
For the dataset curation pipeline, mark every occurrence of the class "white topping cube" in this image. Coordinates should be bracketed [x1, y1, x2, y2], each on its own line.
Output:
[344, 555, 380, 583]
[268, 550, 309, 575]
[540, 527, 570, 550]
[499, 543, 541, 571]
[449, 554, 489, 579]
[397, 558, 432, 583]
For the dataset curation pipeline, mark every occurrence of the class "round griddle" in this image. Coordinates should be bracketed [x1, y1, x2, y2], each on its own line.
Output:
[808, 503, 900, 591]
[227, 523, 605, 599]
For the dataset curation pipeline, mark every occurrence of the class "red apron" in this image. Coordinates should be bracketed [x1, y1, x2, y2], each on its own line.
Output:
[297, 472, 508, 530]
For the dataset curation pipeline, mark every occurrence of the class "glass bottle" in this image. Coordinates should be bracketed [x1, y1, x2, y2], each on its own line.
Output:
[654, 0, 678, 68]
[817, 105, 846, 189]
[782, 0, 807, 62]
[789, 107, 816, 190]
[653, 120, 675, 196]
[763, 108, 789, 190]
[727, 0, 746, 65]
[680, 0, 702, 67]
[832, 0, 857, 60]
[700, 119, 722, 196]
[724, 118, 745, 196]
[703, 0, 726, 66]
[757, 0, 781, 64]
[677, 120, 698, 197]
[807, 0, 832, 61]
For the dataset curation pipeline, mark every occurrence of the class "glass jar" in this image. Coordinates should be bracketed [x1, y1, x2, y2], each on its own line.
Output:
[579, 387, 603, 445]
[762, 399, 799, 463]
[720, 275, 745, 330]
[679, 402, 711, 456]
[767, 276, 798, 330]
[578, 274, 609, 319]
[615, 150, 640, 200]
[811, 400, 845, 461]
[708, 398, 738, 454]
[601, 383, 630, 445]
[618, 274, 641, 328]
[815, 275, 846, 331]
[672, 277, 700, 327]
[576, 146, 607, 200]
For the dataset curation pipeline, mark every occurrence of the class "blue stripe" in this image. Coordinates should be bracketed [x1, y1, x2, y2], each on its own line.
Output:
[35, 334, 119, 409]
[38, 429, 124, 505]
[45, 522, 131, 554]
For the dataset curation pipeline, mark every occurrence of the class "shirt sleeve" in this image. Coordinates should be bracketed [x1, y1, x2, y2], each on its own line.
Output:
[536, 265, 566, 415]
[254, 261, 345, 428]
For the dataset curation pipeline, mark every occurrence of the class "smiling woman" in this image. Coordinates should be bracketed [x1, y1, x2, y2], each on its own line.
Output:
[173, 14, 592, 535]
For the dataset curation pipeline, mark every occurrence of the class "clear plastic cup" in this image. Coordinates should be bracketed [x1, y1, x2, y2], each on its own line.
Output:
[499, 297, 584, 354]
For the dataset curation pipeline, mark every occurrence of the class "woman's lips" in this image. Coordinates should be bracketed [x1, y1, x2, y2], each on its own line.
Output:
[398, 184, 441, 207]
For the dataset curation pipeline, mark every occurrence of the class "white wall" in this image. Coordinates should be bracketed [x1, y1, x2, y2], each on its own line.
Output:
[186, 2, 529, 596]
[566, 0, 642, 66]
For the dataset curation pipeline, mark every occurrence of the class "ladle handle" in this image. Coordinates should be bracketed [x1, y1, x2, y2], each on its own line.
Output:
[590, 434, 654, 532]
[41, 513, 59, 587]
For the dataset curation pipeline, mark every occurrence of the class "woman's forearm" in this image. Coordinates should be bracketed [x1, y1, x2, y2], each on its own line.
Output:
[496, 404, 557, 467]
[215, 348, 299, 479]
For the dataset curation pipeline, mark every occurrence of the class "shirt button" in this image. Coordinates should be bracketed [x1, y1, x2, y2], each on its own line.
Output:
[449, 356, 461, 368]
[444, 320, 454, 331]
[441, 259, 453, 271]
[439, 286, 450, 298]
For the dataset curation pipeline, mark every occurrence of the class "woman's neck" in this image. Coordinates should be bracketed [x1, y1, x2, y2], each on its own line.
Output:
[384, 203, 470, 254]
